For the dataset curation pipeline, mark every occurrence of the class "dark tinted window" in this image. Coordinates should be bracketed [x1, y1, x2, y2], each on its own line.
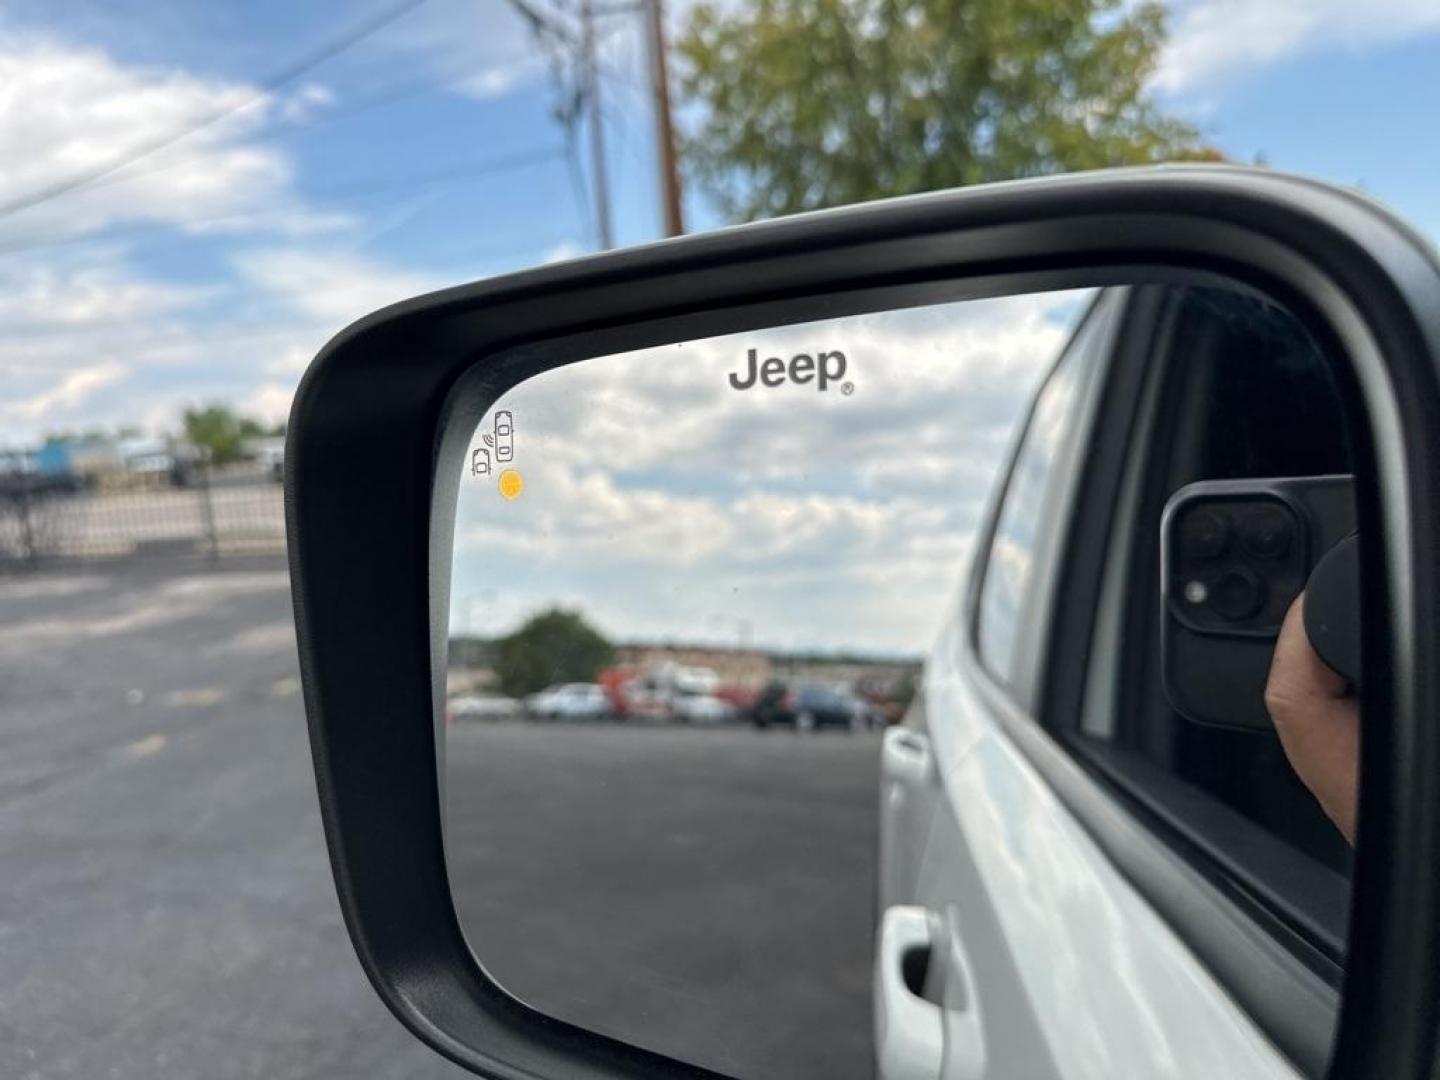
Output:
[1078, 285, 1355, 965]
[1162, 291, 1353, 871]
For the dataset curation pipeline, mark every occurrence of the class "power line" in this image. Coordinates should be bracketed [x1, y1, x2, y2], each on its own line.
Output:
[495, 0, 592, 240]
[0, 145, 563, 259]
[508, 0, 682, 243]
[501, 0, 619, 249]
[66, 58, 528, 200]
[506, 0, 580, 44]
[563, 136, 594, 242]
[0, 0, 429, 224]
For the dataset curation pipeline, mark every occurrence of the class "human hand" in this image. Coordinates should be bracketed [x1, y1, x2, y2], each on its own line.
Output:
[1265, 594, 1360, 844]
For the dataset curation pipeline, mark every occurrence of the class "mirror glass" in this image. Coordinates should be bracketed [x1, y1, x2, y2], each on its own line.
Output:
[443, 280, 1358, 1078]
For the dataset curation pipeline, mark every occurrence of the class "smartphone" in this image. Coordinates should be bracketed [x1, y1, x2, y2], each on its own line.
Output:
[1161, 474, 1355, 730]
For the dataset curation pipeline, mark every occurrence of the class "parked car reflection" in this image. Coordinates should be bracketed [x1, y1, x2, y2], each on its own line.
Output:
[750, 681, 879, 732]
[525, 683, 615, 722]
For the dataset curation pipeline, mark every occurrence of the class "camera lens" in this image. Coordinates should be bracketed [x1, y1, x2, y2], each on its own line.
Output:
[1210, 569, 1265, 621]
[1180, 508, 1230, 560]
[1241, 506, 1293, 560]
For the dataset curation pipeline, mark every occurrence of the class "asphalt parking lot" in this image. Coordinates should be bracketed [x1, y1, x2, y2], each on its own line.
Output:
[447, 722, 881, 1080]
[0, 560, 882, 1079]
[0, 560, 470, 1080]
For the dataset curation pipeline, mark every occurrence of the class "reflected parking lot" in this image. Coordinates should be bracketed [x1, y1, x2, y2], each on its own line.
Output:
[446, 721, 881, 1080]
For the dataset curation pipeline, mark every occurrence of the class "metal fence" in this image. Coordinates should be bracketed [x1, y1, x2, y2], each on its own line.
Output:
[0, 463, 285, 567]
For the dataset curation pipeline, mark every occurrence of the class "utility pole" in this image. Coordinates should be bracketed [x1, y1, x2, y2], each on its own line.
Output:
[579, 0, 614, 249]
[644, 0, 684, 236]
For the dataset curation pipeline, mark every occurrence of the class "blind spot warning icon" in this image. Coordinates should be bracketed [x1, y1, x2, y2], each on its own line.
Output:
[483, 410, 515, 462]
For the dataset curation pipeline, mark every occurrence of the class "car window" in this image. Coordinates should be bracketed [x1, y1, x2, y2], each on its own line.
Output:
[976, 293, 1117, 697]
[1076, 286, 1354, 962]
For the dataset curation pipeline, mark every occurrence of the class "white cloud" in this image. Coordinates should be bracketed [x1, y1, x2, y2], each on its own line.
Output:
[460, 457, 738, 565]
[1156, 0, 1440, 93]
[0, 235, 451, 442]
[372, 0, 547, 102]
[482, 291, 1076, 479]
[3, 361, 127, 421]
[259, 344, 314, 377]
[242, 381, 297, 427]
[231, 247, 442, 326]
[453, 63, 535, 101]
[542, 241, 586, 264]
[0, 35, 327, 242]
[455, 457, 979, 651]
[0, 259, 198, 337]
[0, 250, 200, 424]
[0, 31, 541, 444]
[277, 82, 335, 123]
[449, 292, 1089, 651]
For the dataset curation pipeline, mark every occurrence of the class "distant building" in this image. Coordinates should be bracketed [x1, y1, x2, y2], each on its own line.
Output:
[779, 658, 917, 690]
[614, 644, 774, 689]
[55, 437, 124, 479]
[613, 642, 920, 693]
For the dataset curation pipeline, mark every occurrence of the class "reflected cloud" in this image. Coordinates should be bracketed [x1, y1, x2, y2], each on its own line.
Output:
[451, 291, 1092, 653]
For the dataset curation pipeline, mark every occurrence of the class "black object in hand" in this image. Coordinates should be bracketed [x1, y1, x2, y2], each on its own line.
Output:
[1303, 532, 1361, 685]
[1162, 475, 1355, 730]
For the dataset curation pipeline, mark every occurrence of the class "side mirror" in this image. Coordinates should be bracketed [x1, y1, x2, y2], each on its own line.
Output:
[287, 166, 1440, 1080]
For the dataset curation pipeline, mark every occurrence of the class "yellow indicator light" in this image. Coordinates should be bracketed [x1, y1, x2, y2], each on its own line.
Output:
[498, 469, 524, 501]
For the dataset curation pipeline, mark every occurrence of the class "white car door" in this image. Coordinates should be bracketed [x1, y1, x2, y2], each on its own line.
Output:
[877, 286, 1344, 1079]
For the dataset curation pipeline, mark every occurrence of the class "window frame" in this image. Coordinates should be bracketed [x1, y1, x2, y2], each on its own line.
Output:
[960, 283, 1342, 1076]
[972, 288, 1125, 708]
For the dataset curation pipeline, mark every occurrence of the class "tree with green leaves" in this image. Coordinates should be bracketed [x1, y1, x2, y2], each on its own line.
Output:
[678, 0, 1219, 221]
[494, 609, 615, 698]
[181, 404, 279, 465]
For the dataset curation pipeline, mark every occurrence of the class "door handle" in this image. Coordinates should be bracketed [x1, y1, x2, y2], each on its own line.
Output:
[875, 906, 943, 1080]
[935, 906, 986, 1080]
[882, 727, 932, 788]
[879, 729, 934, 913]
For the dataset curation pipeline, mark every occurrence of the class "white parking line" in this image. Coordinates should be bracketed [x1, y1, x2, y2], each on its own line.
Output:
[270, 677, 301, 698]
[164, 687, 227, 708]
[119, 733, 167, 760]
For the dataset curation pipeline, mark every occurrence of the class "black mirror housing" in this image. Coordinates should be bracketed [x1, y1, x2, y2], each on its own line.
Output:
[287, 165, 1440, 1079]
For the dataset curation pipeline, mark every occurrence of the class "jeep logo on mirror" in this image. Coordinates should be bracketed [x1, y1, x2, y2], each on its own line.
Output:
[728, 348, 851, 393]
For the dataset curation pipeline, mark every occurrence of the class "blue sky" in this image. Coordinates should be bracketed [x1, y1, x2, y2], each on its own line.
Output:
[2, 0, 1434, 651]
[0, 0, 1438, 441]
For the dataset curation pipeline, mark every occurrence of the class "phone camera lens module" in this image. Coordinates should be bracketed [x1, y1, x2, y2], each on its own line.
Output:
[1181, 508, 1230, 560]
[1211, 569, 1266, 621]
[1241, 507, 1293, 560]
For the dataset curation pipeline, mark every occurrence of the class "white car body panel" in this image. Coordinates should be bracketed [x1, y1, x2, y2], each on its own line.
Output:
[878, 616, 1298, 1080]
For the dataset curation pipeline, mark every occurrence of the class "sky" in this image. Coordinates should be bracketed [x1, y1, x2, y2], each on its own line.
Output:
[1, 0, 1437, 651]
[450, 291, 1089, 653]
[0, 0, 1437, 442]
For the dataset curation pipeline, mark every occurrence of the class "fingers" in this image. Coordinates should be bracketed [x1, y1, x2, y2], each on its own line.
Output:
[1267, 594, 1348, 706]
[1266, 594, 1360, 844]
